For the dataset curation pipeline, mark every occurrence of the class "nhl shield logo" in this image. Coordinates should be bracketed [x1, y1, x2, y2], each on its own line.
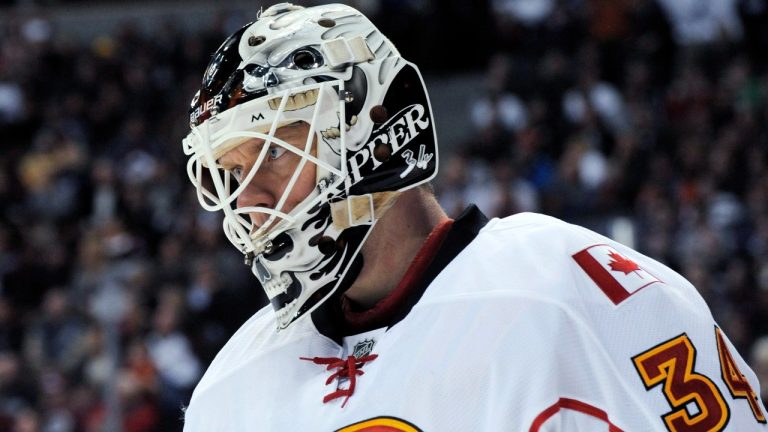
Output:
[352, 339, 376, 358]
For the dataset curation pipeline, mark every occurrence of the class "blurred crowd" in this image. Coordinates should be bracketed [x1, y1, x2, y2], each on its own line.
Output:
[1, 0, 768, 430]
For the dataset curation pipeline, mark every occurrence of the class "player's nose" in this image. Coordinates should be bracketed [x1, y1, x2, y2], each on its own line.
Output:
[235, 171, 275, 229]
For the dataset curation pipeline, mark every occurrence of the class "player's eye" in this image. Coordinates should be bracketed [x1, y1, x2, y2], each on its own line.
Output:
[268, 145, 287, 161]
[231, 166, 244, 181]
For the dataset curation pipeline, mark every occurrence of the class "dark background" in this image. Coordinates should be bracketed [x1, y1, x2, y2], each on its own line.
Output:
[1, 0, 768, 430]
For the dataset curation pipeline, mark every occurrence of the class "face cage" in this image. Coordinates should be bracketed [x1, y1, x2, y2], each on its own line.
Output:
[183, 80, 349, 256]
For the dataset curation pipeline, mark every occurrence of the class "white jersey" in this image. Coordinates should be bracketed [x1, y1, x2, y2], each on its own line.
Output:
[184, 207, 767, 431]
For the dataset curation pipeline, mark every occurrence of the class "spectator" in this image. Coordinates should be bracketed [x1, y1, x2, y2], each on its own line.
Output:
[146, 288, 201, 428]
[22, 289, 86, 375]
[656, 0, 743, 46]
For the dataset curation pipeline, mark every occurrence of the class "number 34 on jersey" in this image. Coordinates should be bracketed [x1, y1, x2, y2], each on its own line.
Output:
[575, 244, 766, 431]
[633, 327, 765, 432]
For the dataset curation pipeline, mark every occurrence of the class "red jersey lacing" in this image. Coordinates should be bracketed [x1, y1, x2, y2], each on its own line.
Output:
[299, 354, 378, 408]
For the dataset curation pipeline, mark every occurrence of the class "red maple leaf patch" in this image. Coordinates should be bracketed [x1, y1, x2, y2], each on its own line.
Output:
[607, 251, 642, 277]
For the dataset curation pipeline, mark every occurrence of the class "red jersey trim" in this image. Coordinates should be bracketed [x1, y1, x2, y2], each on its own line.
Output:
[341, 218, 454, 332]
[529, 397, 624, 432]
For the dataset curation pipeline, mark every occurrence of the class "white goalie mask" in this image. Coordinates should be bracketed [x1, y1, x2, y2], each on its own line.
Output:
[182, 3, 438, 329]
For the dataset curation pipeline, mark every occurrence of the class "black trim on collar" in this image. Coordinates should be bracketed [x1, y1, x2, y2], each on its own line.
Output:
[311, 205, 489, 344]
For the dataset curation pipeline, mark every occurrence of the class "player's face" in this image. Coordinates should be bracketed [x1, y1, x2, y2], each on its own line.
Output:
[217, 122, 317, 230]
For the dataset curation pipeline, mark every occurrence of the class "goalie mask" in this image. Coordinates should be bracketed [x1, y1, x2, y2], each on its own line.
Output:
[182, 3, 437, 329]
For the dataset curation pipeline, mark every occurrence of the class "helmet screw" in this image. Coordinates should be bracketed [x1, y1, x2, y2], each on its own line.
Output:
[317, 236, 336, 255]
[374, 143, 391, 161]
[369, 105, 388, 124]
[248, 35, 266, 46]
[264, 241, 274, 254]
[317, 18, 336, 28]
[341, 90, 354, 103]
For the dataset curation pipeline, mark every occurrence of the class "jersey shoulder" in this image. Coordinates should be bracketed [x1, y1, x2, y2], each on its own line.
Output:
[486, 211, 698, 292]
[479, 211, 603, 253]
[430, 211, 708, 315]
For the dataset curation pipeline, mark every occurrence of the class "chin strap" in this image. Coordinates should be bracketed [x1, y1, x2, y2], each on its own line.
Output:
[300, 353, 378, 408]
[330, 191, 400, 230]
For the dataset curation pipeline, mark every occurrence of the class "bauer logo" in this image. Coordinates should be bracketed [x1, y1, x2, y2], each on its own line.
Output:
[190, 94, 223, 124]
[346, 104, 431, 185]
